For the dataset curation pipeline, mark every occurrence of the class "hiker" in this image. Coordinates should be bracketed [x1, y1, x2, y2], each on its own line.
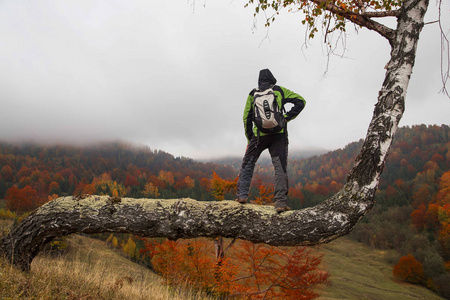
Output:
[236, 69, 306, 213]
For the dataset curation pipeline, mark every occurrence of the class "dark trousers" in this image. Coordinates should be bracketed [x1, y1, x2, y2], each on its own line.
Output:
[236, 132, 289, 207]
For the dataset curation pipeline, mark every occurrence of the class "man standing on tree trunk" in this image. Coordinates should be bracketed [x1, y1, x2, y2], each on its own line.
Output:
[236, 69, 306, 213]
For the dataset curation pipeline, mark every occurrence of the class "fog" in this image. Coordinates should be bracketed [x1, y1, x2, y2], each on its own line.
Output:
[0, 0, 448, 159]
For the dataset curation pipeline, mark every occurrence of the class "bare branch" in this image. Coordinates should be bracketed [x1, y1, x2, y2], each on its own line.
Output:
[424, 20, 439, 25]
[223, 237, 237, 254]
[358, 10, 401, 17]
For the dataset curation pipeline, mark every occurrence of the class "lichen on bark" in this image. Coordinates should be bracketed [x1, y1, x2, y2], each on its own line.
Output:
[1, 193, 372, 271]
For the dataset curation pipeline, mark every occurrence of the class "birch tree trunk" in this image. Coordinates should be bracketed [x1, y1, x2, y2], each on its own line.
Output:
[344, 0, 429, 211]
[0, 0, 429, 272]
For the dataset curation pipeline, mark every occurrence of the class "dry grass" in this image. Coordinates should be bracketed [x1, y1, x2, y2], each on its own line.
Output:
[1, 234, 214, 300]
[0, 219, 13, 234]
[4, 222, 442, 299]
[316, 237, 444, 300]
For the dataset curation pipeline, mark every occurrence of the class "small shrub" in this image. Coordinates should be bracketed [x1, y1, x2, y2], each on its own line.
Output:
[0, 208, 16, 220]
[42, 237, 69, 256]
[393, 254, 425, 284]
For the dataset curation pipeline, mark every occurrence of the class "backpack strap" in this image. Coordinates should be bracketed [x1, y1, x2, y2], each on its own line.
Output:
[255, 128, 260, 149]
[273, 85, 284, 98]
[272, 85, 286, 114]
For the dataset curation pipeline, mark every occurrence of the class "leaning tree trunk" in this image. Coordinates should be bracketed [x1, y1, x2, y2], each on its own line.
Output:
[0, 0, 428, 272]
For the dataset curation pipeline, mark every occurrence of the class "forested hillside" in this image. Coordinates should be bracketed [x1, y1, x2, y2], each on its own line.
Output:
[292, 124, 449, 297]
[0, 142, 235, 212]
[1, 124, 449, 298]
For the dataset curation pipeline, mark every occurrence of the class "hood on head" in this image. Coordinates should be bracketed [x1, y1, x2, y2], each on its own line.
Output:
[258, 69, 277, 90]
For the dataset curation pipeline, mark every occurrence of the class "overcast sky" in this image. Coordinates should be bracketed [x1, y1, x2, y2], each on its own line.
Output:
[0, 0, 449, 160]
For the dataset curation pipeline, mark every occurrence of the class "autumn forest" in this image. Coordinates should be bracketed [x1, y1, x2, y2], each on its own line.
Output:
[1, 124, 449, 298]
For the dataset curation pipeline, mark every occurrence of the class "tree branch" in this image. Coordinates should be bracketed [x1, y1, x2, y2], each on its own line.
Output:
[309, 0, 397, 41]
[359, 10, 401, 18]
[1, 187, 372, 271]
[223, 237, 237, 254]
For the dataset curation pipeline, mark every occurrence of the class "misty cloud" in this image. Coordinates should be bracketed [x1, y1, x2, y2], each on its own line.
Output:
[0, 0, 448, 160]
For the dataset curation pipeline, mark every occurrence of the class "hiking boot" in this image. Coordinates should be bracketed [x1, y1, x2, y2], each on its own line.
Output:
[275, 206, 291, 213]
[235, 198, 248, 204]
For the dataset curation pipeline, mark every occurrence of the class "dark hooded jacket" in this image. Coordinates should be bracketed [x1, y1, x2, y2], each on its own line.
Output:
[243, 69, 306, 141]
[258, 69, 277, 90]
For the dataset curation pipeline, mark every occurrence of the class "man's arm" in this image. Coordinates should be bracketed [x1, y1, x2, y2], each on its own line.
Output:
[277, 86, 306, 121]
[243, 91, 255, 142]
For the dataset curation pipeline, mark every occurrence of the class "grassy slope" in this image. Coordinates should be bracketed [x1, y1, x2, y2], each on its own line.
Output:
[317, 237, 443, 300]
[0, 234, 213, 300]
[0, 219, 11, 234]
[0, 224, 444, 299]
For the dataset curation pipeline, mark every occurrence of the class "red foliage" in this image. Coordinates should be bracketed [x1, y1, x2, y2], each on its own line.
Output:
[141, 238, 328, 299]
[158, 170, 174, 186]
[289, 187, 304, 203]
[1, 165, 14, 181]
[83, 183, 97, 195]
[431, 153, 444, 163]
[412, 184, 432, 208]
[200, 177, 211, 192]
[124, 174, 139, 187]
[411, 172, 450, 259]
[393, 254, 425, 284]
[5, 185, 39, 213]
[254, 185, 274, 205]
[211, 172, 236, 201]
[315, 185, 329, 196]
[435, 171, 450, 206]
[328, 180, 340, 193]
[149, 175, 167, 190]
[232, 241, 329, 299]
[174, 176, 195, 190]
[48, 181, 61, 195]
[17, 166, 33, 178]
[141, 239, 237, 293]
[174, 179, 187, 190]
[385, 185, 398, 200]
[411, 204, 426, 231]
[425, 203, 440, 231]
